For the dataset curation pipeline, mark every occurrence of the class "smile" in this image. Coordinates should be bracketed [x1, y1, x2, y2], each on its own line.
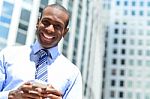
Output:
[42, 33, 55, 39]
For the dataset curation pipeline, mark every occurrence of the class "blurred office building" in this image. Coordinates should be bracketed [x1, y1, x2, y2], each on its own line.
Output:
[0, 0, 105, 99]
[102, 0, 150, 99]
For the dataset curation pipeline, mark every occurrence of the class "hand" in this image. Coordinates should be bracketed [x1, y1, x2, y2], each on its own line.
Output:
[42, 85, 62, 99]
[8, 82, 43, 99]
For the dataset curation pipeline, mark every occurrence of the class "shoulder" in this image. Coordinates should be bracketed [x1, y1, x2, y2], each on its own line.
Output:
[0, 45, 31, 57]
[54, 54, 81, 75]
[1, 45, 30, 52]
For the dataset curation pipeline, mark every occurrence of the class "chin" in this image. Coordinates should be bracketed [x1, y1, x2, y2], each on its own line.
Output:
[42, 44, 56, 49]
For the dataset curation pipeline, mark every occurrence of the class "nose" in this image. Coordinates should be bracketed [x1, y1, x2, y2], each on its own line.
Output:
[45, 24, 54, 33]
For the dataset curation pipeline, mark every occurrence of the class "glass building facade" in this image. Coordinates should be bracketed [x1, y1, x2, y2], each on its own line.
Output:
[102, 0, 150, 99]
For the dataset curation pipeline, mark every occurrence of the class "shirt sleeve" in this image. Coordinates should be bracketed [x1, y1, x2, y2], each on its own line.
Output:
[63, 71, 82, 99]
[0, 50, 9, 99]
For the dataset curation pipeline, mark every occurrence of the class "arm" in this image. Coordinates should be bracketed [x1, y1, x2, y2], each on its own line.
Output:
[63, 71, 82, 99]
[0, 52, 10, 99]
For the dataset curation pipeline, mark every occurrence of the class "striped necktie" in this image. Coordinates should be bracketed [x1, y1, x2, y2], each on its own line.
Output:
[35, 49, 48, 82]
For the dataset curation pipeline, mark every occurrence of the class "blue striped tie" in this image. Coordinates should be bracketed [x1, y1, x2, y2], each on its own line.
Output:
[35, 49, 48, 82]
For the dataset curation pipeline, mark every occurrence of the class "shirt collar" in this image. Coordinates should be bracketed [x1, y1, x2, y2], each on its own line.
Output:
[32, 40, 60, 59]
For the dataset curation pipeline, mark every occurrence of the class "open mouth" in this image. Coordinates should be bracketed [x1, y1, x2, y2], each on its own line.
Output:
[42, 33, 55, 40]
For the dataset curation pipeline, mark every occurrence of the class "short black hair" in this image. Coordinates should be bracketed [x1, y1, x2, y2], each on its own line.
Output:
[39, 4, 70, 28]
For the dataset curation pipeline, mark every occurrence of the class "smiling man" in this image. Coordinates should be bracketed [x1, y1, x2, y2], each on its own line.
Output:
[0, 4, 82, 99]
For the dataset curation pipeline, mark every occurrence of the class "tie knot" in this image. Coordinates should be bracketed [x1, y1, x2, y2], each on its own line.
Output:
[37, 49, 48, 61]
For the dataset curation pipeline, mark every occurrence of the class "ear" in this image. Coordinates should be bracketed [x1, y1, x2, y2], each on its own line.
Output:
[63, 27, 69, 37]
[36, 18, 40, 28]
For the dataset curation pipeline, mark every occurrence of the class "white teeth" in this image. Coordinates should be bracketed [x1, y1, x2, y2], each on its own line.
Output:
[43, 33, 54, 39]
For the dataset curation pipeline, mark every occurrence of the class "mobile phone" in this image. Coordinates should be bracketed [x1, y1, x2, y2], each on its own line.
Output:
[32, 81, 47, 89]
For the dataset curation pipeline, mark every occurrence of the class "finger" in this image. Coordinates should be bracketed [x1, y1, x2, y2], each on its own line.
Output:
[34, 87, 43, 92]
[47, 94, 62, 99]
[20, 83, 33, 93]
[45, 88, 62, 96]
[22, 91, 43, 99]
[8, 90, 22, 99]
[8, 95, 14, 99]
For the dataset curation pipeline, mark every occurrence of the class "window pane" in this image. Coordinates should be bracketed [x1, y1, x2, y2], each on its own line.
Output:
[16, 32, 26, 44]
[0, 25, 9, 39]
[41, 0, 48, 5]
[0, 16, 11, 24]
[20, 9, 31, 22]
[18, 22, 28, 31]
[2, 2, 14, 16]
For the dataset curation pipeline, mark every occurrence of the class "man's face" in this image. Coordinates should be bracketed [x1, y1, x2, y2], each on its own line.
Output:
[36, 7, 69, 49]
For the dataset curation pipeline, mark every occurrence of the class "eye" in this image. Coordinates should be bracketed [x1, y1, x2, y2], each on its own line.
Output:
[54, 25, 62, 30]
[41, 20, 50, 27]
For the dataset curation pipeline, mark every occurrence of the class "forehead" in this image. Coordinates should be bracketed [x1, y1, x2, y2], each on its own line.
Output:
[42, 7, 68, 25]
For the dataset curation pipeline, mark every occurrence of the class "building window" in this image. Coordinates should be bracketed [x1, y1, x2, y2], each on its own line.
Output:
[41, 0, 48, 5]
[137, 50, 142, 55]
[145, 94, 150, 99]
[132, 1, 136, 6]
[112, 69, 117, 75]
[137, 60, 142, 66]
[147, 30, 150, 36]
[121, 59, 125, 65]
[112, 59, 117, 65]
[121, 49, 126, 55]
[130, 39, 135, 45]
[119, 91, 124, 98]
[146, 50, 150, 56]
[127, 80, 133, 87]
[147, 11, 150, 16]
[116, 1, 120, 6]
[111, 80, 116, 86]
[20, 9, 30, 22]
[18, 22, 28, 31]
[0, 16, 11, 24]
[148, 2, 150, 7]
[114, 28, 119, 34]
[129, 59, 134, 66]
[120, 70, 125, 76]
[113, 38, 118, 44]
[123, 22, 127, 25]
[146, 60, 150, 66]
[110, 90, 115, 98]
[124, 10, 128, 16]
[146, 40, 150, 45]
[113, 49, 117, 54]
[115, 21, 119, 25]
[139, 10, 144, 16]
[138, 29, 144, 35]
[122, 29, 126, 34]
[120, 80, 124, 87]
[124, 1, 128, 6]
[16, 32, 26, 44]
[147, 20, 150, 26]
[2, 1, 14, 16]
[136, 92, 141, 99]
[122, 39, 126, 45]
[131, 10, 136, 16]
[0, 26, 9, 39]
[127, 92, 133, 99]
[140, 1, 144, 6]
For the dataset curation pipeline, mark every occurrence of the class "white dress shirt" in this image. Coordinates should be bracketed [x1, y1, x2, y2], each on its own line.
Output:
[0, 41, 82, 99]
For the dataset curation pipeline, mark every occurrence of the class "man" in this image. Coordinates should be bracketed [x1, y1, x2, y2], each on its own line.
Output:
[0, 4, 82, 99]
